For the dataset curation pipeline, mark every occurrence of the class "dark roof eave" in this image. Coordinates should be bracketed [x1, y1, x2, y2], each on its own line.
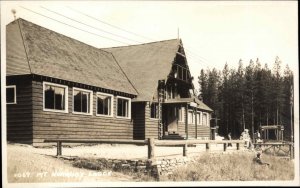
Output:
[8, 73, 137, 97]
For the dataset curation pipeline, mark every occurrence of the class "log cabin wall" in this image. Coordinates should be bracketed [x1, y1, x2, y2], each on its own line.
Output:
[31, 79, 134, 146]
[132, 102, 146, 140]
[6, 76, 33, 144]
[177, 107, 211, 139]
[145, 102, 159, 139]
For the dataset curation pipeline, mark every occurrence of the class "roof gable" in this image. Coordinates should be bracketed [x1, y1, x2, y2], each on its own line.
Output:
[6, 20, 31, 75]
[104, 39, 180, 101]
[6, 19, 137, 95]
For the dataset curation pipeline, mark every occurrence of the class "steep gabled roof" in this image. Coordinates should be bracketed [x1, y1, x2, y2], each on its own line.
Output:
[6, 18, 137, 95]
[104, 39, 180, 101]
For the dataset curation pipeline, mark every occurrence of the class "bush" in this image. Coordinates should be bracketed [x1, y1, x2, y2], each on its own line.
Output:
[168, 152, 294, 181]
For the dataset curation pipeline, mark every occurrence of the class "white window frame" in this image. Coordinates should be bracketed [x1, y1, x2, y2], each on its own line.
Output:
[72, 87, 93, 115]
[188, 110, 195, 124]
[196, 111, 201, 125]
[178, 107, 184, 123]
[43, 82, 68, 113]
[150, 103, 159, 120]
[116, 96, 131, 119]
[203, 112, 208, 126]
[6, 85, 17, 104]
[96, 92, 114, 117]
[207, 113, 210, 126]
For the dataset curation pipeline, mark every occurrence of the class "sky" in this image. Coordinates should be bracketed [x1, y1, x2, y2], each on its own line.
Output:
[1, 1, 298, 91]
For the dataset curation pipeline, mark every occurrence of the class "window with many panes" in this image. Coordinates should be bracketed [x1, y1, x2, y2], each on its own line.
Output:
[188, 110, 194, 124]
[197, 112, 201, 125]
[43, 82, 68, 112]
[150, 103, 158, 119]
[6, 85, 16, 104]
[97, 92, 113, 117]
[73, 88, 92, 115]
[178, 107, 184, 122]
[203, 113, 208, 126]
[117, 96, 131, 118]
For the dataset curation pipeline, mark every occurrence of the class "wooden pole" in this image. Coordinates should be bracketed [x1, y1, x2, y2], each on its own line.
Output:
[223, 143, 227, 152]
[183, 143, 188, 157]
[236, 143, 240, 150]
[148, 138, 155, 160]
[57, 141, 62, 156]
[289, 144, 292, 159]
[206, 143, 210, 151]
[185, 103, 188, 139]
[291, 102, 293, 143]
[195, 107, 197, 139]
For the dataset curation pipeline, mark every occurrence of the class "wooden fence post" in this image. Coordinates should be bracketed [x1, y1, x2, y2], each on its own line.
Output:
[183, 143, 188, 157]
[57, 141, 62, 156]
[148, 138, 155, 160]
[236, 143, 240, 150]
[206, 143, 210, 152]
[183, 143, 187, 157]
[223, 143, 227, 152]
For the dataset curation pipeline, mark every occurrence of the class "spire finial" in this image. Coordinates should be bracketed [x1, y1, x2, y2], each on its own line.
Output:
[11, 9, 16, 20]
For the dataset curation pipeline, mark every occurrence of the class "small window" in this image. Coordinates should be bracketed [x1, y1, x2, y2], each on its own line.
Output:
[97, 92, 113, 117]
[203, 113, 208, 126]
[178, 107, 184, 122]
[73, 88, 93, 115]
[197, 112, 201, 125]
[150, 103, 159, 119]
[6, 85, 16, 104]
[188, 110, 194, 124]
[43, 82, 68, 113]
[117, 96, 131, 118]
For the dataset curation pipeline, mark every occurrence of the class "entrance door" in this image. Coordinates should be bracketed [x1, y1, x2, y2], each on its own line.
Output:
[166, 106, 178, 134]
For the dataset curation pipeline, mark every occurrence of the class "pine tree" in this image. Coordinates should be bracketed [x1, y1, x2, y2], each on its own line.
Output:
[272, 56, 284, 125]
[235, 59, 245, 135]
[197, 57, 293, 142]
[198, 69, 208, 102]
[219, 63, 230, 136]
[244, 59, 255, 139]
[283, 64, 294, 140]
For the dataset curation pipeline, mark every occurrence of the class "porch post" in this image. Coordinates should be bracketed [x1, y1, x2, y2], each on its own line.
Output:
[195, 107, 197, 139]
[157, 80, 165, 140]
[185, 103, 188, 140]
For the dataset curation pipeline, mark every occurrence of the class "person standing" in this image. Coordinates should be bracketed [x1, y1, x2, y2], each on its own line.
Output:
[228, 132, 232, 147]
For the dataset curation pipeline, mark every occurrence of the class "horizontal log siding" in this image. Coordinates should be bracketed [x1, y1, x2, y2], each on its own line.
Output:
[32, 80, 133, 145]
[145, 102, 159, 139]
[197, 125, 211, 139]
[7, 76, 33, 144]
[132, 102, 145, 140]
[178, 107, 186, 137]
[177, 107, 211, 139]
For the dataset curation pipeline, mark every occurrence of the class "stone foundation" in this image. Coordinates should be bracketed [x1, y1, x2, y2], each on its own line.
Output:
[72, 156, 196, 180]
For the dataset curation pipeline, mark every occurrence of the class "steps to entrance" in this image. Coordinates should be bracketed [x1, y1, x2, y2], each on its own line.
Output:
[162, 134, 185, 140]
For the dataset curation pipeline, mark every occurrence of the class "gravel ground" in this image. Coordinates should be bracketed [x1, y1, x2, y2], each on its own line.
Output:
[6, 144, 135, 183]
[15, 142, 245, 160]
[6, 142, 247, 183]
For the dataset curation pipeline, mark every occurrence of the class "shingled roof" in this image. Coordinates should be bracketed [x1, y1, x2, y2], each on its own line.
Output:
[6, 18, 137, 96]
[104, 39, 180, 101]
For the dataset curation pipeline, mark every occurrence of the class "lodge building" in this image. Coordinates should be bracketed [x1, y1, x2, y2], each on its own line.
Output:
[6, 18, 213, 146]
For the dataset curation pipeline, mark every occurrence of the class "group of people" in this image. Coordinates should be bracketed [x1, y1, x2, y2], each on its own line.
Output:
[226, 130, 269, 166]
[225, 129, 261, 149]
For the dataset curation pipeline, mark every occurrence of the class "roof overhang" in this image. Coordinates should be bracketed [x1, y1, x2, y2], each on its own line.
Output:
[164, 97, 213, 112]
[260, 125, 284, 130]
[162, 98, 194, 104]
